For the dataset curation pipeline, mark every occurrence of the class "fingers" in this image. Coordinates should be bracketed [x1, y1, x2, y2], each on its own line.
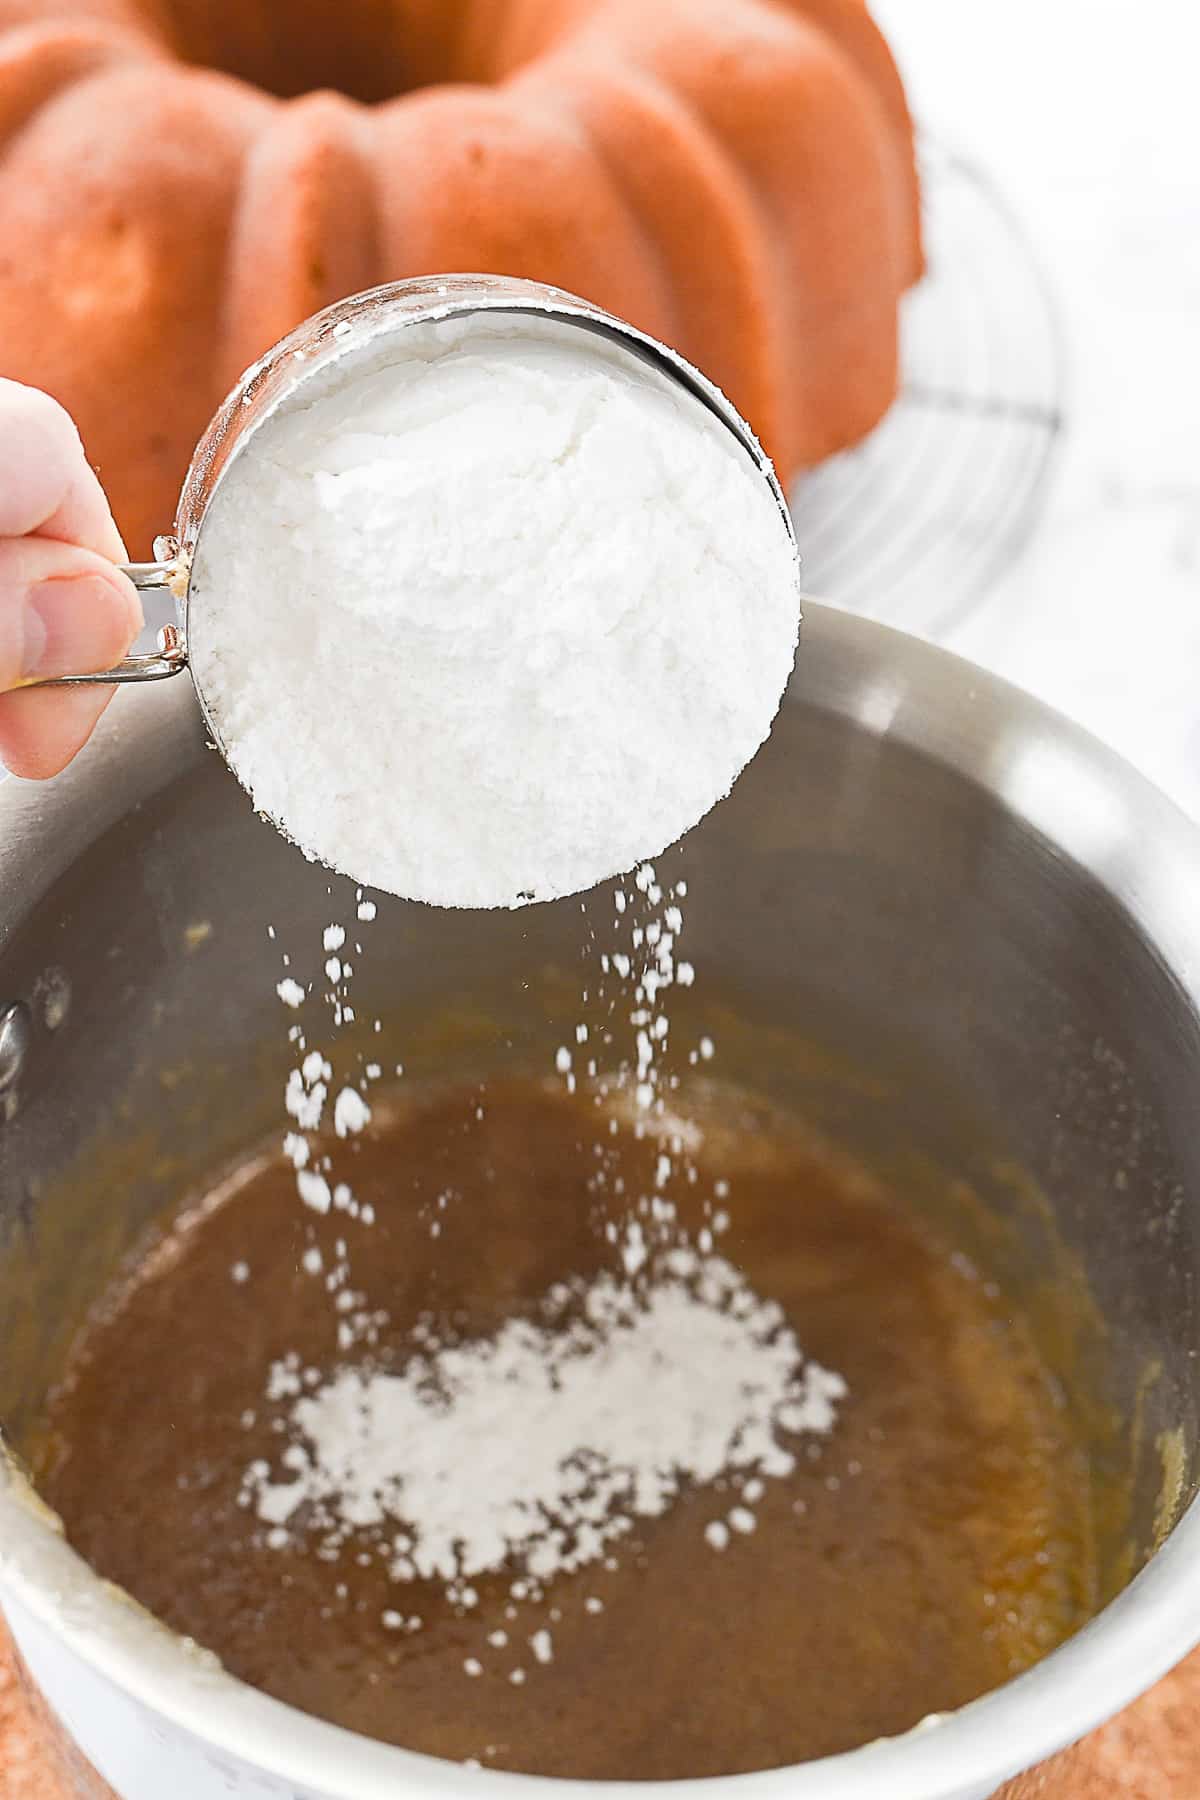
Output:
[0, 381, 138, 778]
[0, 536, 142, 687]
[0, 378, 128, 561]
[0, 536, 143, 779]
[0, 685, 119, 780]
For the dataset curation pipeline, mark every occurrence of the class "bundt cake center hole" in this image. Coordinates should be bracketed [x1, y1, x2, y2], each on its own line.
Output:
[162, 0, 459, 104]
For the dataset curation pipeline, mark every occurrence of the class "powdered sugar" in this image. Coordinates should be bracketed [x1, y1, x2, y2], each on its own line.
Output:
[242, 1249, 845, 1587]
[189, 314, 799, 908]
[333, 1087, 370, 1138]
[251, 861, 848, 1689]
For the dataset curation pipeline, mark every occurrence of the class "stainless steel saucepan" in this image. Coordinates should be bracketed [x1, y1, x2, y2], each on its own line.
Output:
[2, 602, 1200, 1798]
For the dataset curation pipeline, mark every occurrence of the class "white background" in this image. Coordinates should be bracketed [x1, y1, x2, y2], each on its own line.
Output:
[873, 0, 1200, 816]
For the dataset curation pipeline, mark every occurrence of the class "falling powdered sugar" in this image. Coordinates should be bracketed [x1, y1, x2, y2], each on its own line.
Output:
[242, 1248, 845, 1586]
[251, 869, 849, 1655]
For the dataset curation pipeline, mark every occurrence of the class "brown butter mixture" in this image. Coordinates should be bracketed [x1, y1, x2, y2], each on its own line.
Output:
[31, 1080, 1097, 1777]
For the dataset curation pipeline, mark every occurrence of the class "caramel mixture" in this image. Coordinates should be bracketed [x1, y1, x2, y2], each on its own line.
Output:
[31, 1081, 1097, 1777]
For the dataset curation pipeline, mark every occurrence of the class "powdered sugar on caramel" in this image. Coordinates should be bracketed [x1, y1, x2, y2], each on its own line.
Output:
[242, 1248, 845, 1587]
[252, 871, 848, 1662]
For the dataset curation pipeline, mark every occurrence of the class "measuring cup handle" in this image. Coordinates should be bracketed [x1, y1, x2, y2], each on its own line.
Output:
[22, 561, 190, 688]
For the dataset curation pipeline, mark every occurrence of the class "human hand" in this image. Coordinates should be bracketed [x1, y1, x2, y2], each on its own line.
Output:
[0, 379, 143, 778]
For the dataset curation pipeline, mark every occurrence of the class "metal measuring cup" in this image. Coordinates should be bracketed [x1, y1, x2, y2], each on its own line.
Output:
[35, 273, 797, 766]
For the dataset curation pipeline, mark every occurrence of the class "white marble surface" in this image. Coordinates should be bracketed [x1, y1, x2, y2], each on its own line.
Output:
[874, 0, 1200, 817]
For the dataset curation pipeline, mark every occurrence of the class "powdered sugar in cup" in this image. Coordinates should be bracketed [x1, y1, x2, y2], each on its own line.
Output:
[36, 276, 801, 909]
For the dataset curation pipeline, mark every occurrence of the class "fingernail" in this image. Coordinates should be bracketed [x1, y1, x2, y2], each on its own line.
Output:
[22, 574, 144, 681]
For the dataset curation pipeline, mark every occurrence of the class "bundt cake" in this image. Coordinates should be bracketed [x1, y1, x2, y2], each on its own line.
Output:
[0, 0, 921, 555]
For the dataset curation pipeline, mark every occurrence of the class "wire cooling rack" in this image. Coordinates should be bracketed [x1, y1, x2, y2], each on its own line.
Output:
[788, 136, 1066, 639]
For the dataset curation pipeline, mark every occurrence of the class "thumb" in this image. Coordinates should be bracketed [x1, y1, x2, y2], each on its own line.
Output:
[0, 535, 142, 691]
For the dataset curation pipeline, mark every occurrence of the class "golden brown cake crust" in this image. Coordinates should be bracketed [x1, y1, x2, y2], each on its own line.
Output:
[0, 0, 919, 549]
